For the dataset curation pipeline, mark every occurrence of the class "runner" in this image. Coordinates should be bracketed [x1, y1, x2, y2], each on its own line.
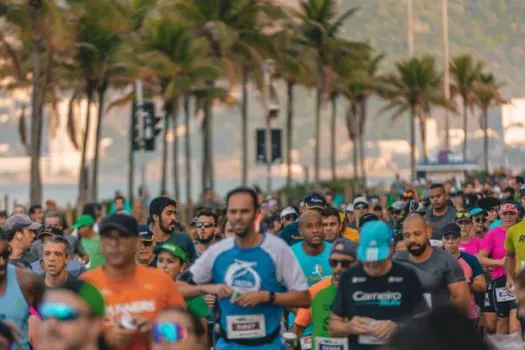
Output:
[478, 201, 520, 334]
[41, 235, 78, 288]
[38, 280, 106, 350]
[328, 220, 427, 349]
[478, 197, 501, 229]
[394, 213, 469, 310]
[292, 238, 358, 349]
[40, 210, 88, 262]
[470, 207, 488, 240]
[5, 214, 41, 267]
[0, 231, 44, 350]
[190, 187, 310, 349]
[455, 211, 483, 255]
[135, 224, 157, 267]
[81, 213, 186, 350]
[425, 183, 457, 241]
[441, 223, 487, 324]
[194, 209, 219, 257]
[151, 307, 207, 350]
[280, 207, 298, 229]
[506, 201, 525, 292]
[321, 207, 359, 242]
[149, 197, 197, 263]
[352, 197, 369, 228]
[75, 215, 106, 270]
[155, 243, 209, 331]
[280, 193, 327, 246]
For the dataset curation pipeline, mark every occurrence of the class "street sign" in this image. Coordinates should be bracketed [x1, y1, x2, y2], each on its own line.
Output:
[256, 128, 282, 164]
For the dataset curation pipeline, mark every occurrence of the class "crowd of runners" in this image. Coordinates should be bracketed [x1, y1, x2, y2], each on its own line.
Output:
[2, 175, 525, 349]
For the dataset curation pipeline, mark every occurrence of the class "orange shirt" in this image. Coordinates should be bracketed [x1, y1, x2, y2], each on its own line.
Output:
[342, 227, 359, 242]
[82, 264, 185, 350]
[295, 277, 332, 327]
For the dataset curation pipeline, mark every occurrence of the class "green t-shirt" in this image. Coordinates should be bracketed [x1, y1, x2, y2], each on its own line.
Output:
[505, 220, 525, 273]
[81, 235, 106, 270]
[311, 282, 338, 346]
[186, 296, 209, 319]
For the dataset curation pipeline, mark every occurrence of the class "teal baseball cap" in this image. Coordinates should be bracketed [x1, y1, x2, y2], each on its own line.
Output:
[357, 221, 393, 262]
[469, 207, 486, 216]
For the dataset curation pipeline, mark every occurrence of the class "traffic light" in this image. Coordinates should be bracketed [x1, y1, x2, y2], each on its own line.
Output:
[142, 102, 162, 151]
[131, 102, 141, 151]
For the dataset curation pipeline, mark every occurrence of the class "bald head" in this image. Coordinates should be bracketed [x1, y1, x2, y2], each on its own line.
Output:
[299, 211, 322, 228]
[402, 213, 431, 257]
[298, 211, 324, 248]
[402, 213, 428, 229]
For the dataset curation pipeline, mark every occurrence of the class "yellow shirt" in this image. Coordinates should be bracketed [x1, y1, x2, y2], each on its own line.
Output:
[341, 227, 359, 242]
[505, 220, 525, 273]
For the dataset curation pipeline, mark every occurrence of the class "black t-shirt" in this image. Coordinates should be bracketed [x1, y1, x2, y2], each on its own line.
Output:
[42, 272, 78, 289]
[156, 232, 197, 263]
[331, 262, 427, 349]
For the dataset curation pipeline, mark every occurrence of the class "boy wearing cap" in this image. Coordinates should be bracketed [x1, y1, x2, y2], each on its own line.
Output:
[293, 238, 358, 349]
[75, 215, 105, 270]
[328, 221, 426, 349]
[135, 224, 156, 267]
[155, 243, 209, 331]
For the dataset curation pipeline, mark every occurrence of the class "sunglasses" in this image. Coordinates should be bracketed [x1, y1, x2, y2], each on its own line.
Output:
[141, 240, 154, 247]
[152, 322, 189, 344]
[38, 302, 89, 322]
[455, 212, 472, 220]
[282, 214, 298, 221]
[196, 222, 214, 229]
[488, 207, 498, 213]
[474, 217, 487, 224]
[329, 258, 353, 268]
[501, 211, 518, 217]
[354, 204, 369, 210]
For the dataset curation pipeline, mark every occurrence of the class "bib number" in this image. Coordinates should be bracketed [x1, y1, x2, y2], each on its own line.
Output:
[495, 287, 515, 302]
[300, 336, 312, 349]
[358, 335, 387, 345]
[315, 337, 349, 350]
[226, 314, 265, 339]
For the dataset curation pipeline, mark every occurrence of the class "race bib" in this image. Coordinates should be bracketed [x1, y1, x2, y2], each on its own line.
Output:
[495, 287, 515, 302]
[226, 314, 265, 339]
[316, 337, 349, 350]
[300, 336, 312, 350]
[423, 293, 432, 308]
[358, 335, 387, 345]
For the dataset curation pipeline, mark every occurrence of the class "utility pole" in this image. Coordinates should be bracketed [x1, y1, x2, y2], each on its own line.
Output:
[442, 0, 451, 151]
[135, 80, 146, 193]
[407, 0, 414, 57]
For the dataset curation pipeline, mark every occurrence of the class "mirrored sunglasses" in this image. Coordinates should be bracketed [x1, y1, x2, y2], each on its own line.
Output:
[152, 322, 189, 344]
[38, 302, 87, 322]
[196, 222, 214, 229]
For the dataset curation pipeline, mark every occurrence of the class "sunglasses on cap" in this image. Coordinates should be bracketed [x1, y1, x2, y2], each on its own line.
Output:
[329, 258, 354, 268]
[282, 214, 298, 221]
[455, 212, 472, 221]
[38, 302, 91, 322]
[196, 222, 214, 229]
[152, 322, 189, 344]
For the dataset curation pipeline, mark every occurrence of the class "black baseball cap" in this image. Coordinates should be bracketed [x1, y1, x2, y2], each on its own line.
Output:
[38, 226, 64, 239]
[477, 197, 501, 211]
[99, 213, 138, 237]
[359, 213, 380, 228]
[441, 223, 461, 237]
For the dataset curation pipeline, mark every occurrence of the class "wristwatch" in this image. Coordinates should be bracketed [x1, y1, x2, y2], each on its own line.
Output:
[269, 291, 276, 304]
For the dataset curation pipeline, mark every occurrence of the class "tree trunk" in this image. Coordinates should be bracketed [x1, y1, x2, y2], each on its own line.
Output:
[418, 115, 428, 162]
[410, 106, 416, 182]
[202, 99, 210, 193]
[483, 109, 489, 173]
[462, 102, 468, 161]
[241, 67, 249, 186]
[330, 93, 337, 181]
[128, 102, 135, 204]
[90, 82, 107, 202]
[172, 99, 180, 203]
[78, 88, 93, 208]
[345, 103, 359, 179]
[184, 94, 192, 219]
[358, 98, 368, 184]
[29, 13, 42, 205]
[314, 56, 323, 186]
[160, 101, 171, 195]
[286, 81, 294, 188]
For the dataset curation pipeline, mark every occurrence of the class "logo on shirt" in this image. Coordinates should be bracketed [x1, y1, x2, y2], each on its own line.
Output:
[388, 277, 403, 283]
[352, 277, 367, 283]
[353, 291, 402, 306]
[224, 259, 262, 292]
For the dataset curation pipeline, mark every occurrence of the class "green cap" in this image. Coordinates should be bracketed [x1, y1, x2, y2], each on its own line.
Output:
[154, 242, 187, 263]
[74, 215, 95, 229]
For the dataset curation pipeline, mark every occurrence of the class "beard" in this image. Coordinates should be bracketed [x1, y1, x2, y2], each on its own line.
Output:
[408, 242, 428, 257]
[198, 235, 215, 244]
[160, 221, 175, 234]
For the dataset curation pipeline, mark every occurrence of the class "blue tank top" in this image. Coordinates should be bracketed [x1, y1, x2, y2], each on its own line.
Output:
[0, 264, 30, 350]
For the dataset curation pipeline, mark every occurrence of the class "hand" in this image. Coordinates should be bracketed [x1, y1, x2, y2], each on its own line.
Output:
[234, 291, 269, 307]
[203, 284, 232, 299]
[108, 326, 135, 348]
[348, 316, 374, 335]
[371, 320, 397, 340]
[499, 258, 507, 266]
[506, 278, 515, 292]
[205, 294, 217, 308]
[133, 316, 151, 333]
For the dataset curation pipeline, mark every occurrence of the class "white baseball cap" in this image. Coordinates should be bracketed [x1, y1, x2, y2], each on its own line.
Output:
[280, 206, 298, 218]
[353, 197, 369, 209]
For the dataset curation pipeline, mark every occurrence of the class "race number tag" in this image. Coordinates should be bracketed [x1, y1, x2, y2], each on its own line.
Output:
[358, 335, 387, 345]
[316, 337, 349, 350]
[423, 293, 432, 308]
[300, 336, 312, 349]
[226, 315, 265, 339]
[495, 287, 515, 302]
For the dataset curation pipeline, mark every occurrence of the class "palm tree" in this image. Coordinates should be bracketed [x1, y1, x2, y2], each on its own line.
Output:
[473, 73, 506, 173]
[381, 56, 444, 181]
[294, 0, 359, 185]
[450, 54, 483, 161]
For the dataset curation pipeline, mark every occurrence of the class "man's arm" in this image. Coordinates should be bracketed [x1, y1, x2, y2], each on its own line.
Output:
[17, 268, 45, 307]
[176, 281, 232, 300]
[471, 275, 487, 294]
[447, 281, 470, 310]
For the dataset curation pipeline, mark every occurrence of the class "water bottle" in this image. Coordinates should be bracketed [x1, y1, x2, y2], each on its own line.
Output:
[282, 332, 297, 350]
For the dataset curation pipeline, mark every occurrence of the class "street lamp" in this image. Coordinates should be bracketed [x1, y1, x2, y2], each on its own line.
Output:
[263, 59, 278, 193]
